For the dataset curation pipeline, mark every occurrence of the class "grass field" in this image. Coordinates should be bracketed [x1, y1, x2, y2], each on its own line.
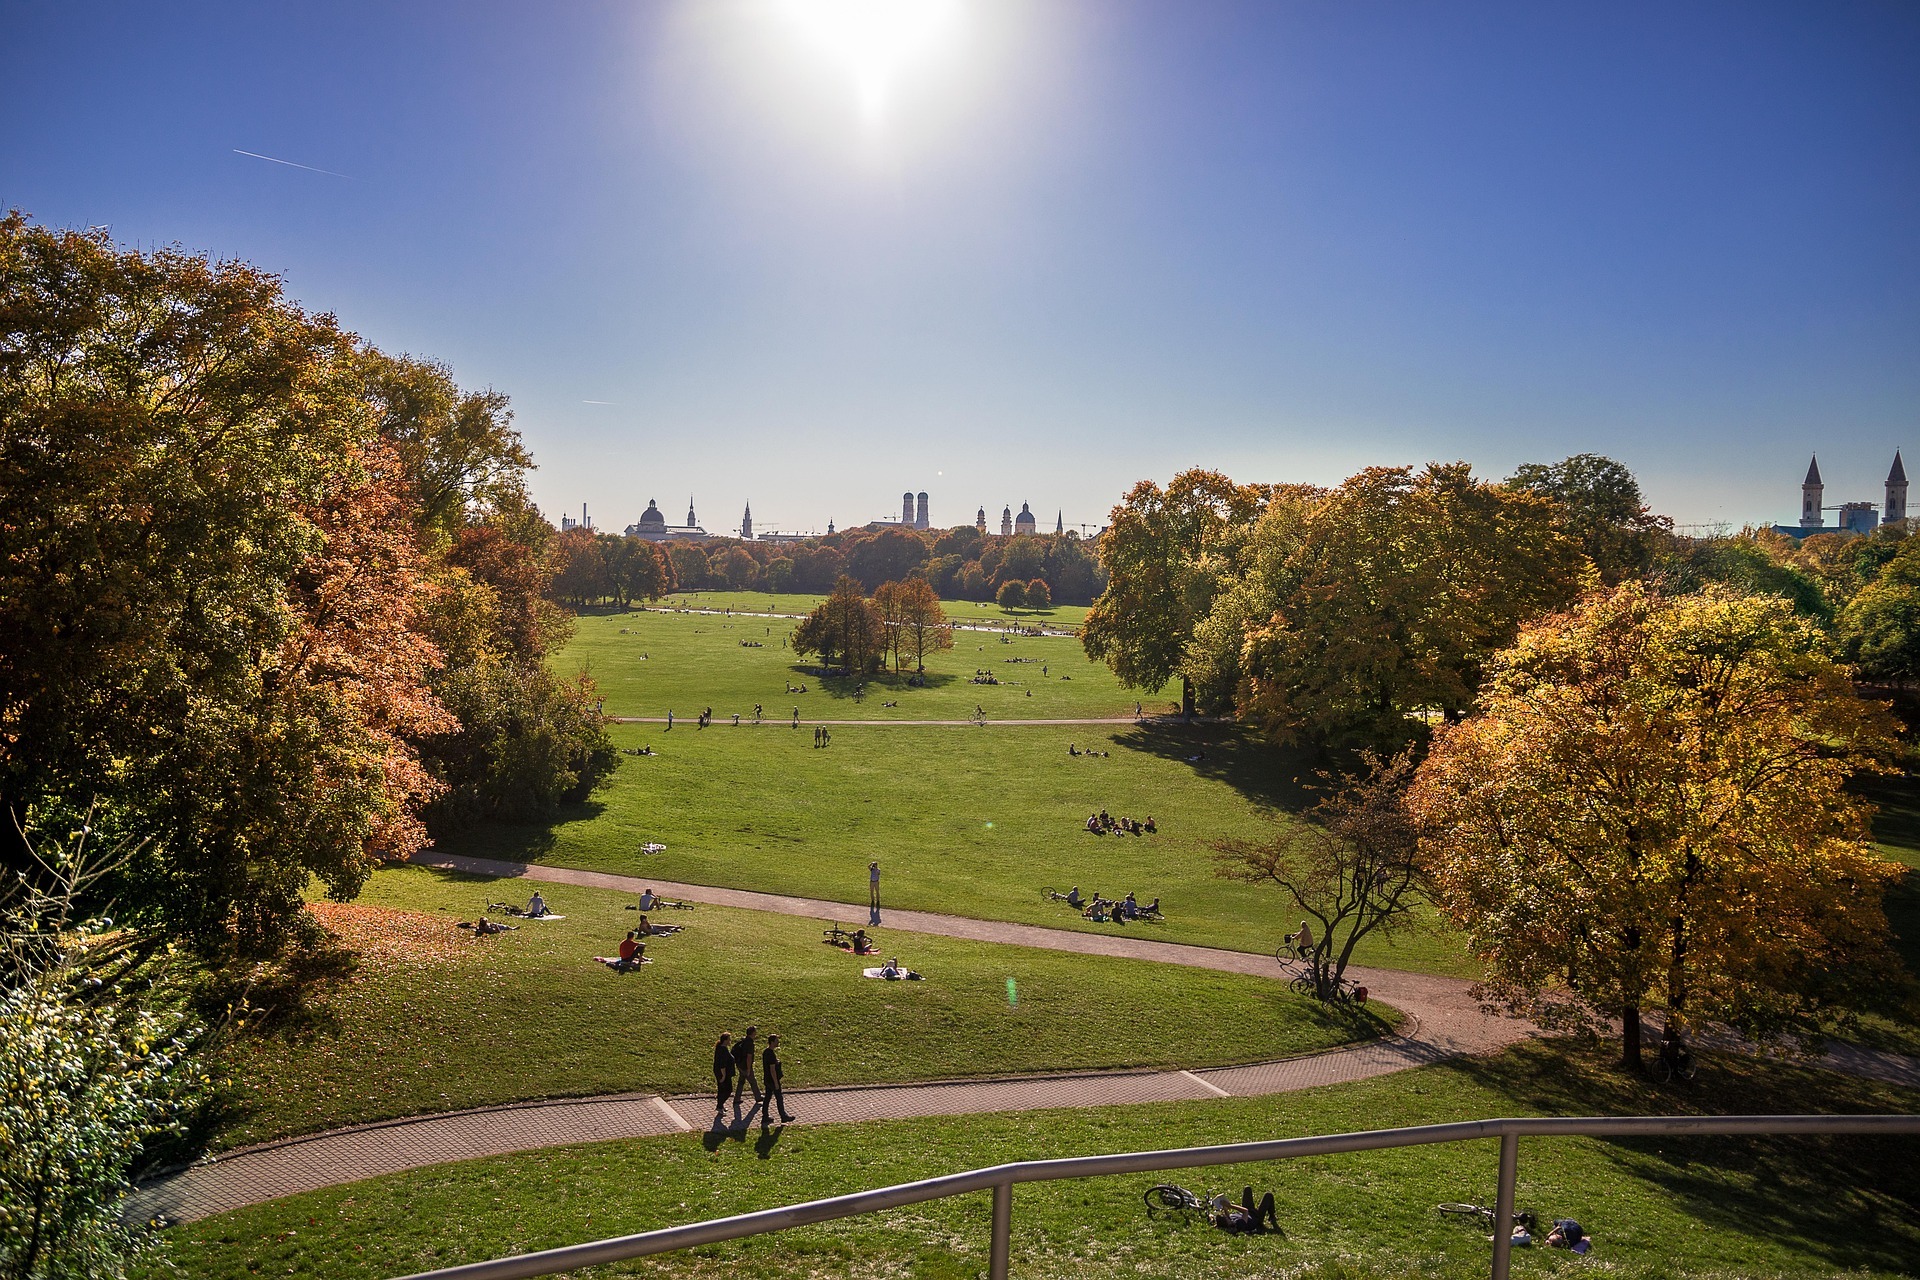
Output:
[652, 590, 1091, 628]
[217, 867, 1389, 1147]
[152, 1039, 1920, 1280]
[561, 606, 1156, 722]
[438, 719, 1474, 975]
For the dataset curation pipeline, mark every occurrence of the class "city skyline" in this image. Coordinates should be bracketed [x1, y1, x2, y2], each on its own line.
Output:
[4, 2, 1915, 530]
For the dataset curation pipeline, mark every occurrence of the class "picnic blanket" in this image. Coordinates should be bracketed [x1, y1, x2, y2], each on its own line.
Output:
[593, 956, 652, 968]
[526, 913, 565, 921]
[861, 967, 924, 981]
[639, 842, 667, 854]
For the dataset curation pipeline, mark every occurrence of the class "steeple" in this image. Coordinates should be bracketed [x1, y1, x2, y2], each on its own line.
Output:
[1801, 457, 1824, 530]
[1887, 452, 1908, 525]
[976, 506, 986, 534]
[1055, 510, 1064, 534]
[741, 502, 753, 541]
[686, 496, 697, 527]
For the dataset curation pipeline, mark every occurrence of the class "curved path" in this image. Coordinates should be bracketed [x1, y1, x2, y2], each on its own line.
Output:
[128, 853, 1920, 1226]
[607, 715, 1182, 727]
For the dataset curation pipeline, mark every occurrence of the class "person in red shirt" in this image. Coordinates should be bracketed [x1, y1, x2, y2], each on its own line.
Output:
[616, 931, 645, 971]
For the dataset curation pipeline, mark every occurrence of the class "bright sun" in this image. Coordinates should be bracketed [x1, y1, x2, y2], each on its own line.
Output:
[772, 0, 965, 124]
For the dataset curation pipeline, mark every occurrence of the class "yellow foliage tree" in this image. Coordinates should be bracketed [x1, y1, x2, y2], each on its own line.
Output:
[1408, 583, 1903, 1070]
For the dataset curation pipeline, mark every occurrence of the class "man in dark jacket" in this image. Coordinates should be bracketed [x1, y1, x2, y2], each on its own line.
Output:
[731, 1024, 761, 1110]
[762, 1032, 795, 1124]
[712, 1032, 734, 1114]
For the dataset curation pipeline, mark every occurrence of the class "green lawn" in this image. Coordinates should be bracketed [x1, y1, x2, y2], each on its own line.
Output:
[652, 590, 1090, 629]
[560, 606, 1157, 722]
[218, 867, 1389, 1147]
[437, 720, 1475, 976]
[152, 1040, 1920, 1280]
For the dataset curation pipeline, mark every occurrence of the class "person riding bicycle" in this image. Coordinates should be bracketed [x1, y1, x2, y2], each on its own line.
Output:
[1288, 920, 1314, 958]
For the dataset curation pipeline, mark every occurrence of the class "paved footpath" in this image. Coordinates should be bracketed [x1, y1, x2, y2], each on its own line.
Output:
[608, 716, 1168, 727]
[128, 853, 1920, 1226]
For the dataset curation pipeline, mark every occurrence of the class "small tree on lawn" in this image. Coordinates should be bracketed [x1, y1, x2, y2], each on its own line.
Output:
[891, 578, 952, 674]
[1024, 578, 1052, 610]
[995, 579, 1027, 610]
[790, 576, 884, 674]
[1408, 583, 1904, 1071]
[1213, 748, 1423, 1001]
[1, 810, 208, 1280]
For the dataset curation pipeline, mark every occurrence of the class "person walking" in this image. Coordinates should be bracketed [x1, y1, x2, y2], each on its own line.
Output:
[868, 861, 881, 925]
[712, 1032, 735, 1114]
[761, 1032, 794, 1124]
[731, 1024, 762, 1110]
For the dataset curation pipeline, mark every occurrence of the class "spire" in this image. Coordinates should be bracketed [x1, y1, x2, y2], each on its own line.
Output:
[687, 496, 697, 526]
[1891, 451, 1907, 485]
[1804, 455, 1822, 486]
[1055, 510, 1063, 534]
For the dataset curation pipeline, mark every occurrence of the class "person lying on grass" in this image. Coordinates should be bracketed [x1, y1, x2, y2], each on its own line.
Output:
[879, 957, 923, 980]
[1211, 1188, 1279, 1234]
[635, 914, 683, 938]
[461, 917, 516, 935]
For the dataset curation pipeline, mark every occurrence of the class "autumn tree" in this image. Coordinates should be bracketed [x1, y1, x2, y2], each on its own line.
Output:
[881, 577, 952, 673]
[1231, 464, 1583, 749]
[1083, 470, 1269, 718]
[1025, 578, 1052, 610]
[1214, 749, 1423, 1000]
[995, 579, 1028, 610]
[1841, 535, 1920, 684]
[1409, 583, 1904, 1071]
[791, 576, 885, 673]
[847, 527, 929, 591]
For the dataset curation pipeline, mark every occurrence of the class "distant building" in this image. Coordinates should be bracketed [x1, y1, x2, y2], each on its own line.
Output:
[626, 497, 710, 542]
[1000, 505, 1013, 536]
[1055, 510, 1064, 534]
[976, 506, 987, 534]
[741, 502, 753, 541]
[559, 503, 593, 532]
[1014, 502, 1037, 535]
[867, 487, 934, 533]
[1772, 453, 1907, 539]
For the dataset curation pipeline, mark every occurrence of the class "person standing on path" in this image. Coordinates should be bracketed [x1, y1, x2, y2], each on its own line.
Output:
[732, 1024, 762, 1110]
[762, 1033, 794, 1125]
[712, 1032, 734, 1114]
[869, 861, 881, 925]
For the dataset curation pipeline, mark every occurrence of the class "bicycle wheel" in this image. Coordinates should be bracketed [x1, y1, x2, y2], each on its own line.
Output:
[1437, 1203, 1490, 1222]
[1289, 973, 1316, 997]
[1274, 944, 1295, 968]
[1144, 1184, 1195, 1216]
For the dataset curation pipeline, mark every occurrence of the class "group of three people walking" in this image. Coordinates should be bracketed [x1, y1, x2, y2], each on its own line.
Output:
[713, 1025, 794, 1124]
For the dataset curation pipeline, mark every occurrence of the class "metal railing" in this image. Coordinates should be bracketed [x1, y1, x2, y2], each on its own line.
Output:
[393, 1113, 1920, 1280]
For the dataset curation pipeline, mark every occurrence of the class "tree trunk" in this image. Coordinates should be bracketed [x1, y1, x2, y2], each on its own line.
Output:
[1181, 675, 1194, 720]
[1621, 1002, 1643, 1072]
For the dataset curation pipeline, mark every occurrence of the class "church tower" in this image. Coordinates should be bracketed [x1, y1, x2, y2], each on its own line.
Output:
[916, 492, 929, 530]
[1055, 510, 1064, 534]
[903, 491, 914, 526]
[741, 502, 753, 541]
[687, 496, 698, 528]
[1887, 452, 1908, 524]
[976, 506, 987, 534]
[1000, 506, 1013, 537]
[1801, 457, 1823, 530]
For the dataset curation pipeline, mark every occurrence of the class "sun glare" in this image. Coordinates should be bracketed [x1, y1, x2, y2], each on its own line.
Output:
[772, 0, 965, 124]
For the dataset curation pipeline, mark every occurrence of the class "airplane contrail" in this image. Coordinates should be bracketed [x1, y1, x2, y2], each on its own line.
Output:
[232, 149, 353, 179]
[582, 400, 617, 405]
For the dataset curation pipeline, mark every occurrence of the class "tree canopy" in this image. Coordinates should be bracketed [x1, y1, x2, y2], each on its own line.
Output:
[1408, 583, 1904, 1068]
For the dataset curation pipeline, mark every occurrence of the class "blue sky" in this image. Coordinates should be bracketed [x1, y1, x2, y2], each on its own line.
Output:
[4, 1, 1916, 534]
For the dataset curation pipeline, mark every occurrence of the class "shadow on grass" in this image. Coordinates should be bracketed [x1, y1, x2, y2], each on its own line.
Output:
[1111, 723, 1318, 814]
[1453, 1040, 1920, 1274]
[788, 666, 965, 704]
[426, 799, 608, 865]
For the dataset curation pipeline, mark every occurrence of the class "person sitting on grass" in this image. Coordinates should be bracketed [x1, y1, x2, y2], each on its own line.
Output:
[526, 891, 548, 918]
[1143, 815, 1156, 833]
[1068, 743, 1079, 756]
[1066, 886, 1084, 908]
[616, 931, 646, 971]
[851, 928, 876, 955]
[1085, 813, 1101, 834]
[1141, 897, 1161, 917]
[638, 888, 657, 911]
[1123, 892, 1138, 919]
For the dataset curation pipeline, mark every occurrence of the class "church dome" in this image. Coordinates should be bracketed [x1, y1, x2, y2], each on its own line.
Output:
[636, 499, 666, 529]
[1014, 502, 1037, 532]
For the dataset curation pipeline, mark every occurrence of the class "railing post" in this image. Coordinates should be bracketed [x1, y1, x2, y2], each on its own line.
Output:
[1489, 1129, 1519, 1280]
[989, 1179, 1013, 1280]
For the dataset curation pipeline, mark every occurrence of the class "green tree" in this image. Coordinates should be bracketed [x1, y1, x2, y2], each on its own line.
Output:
[1507, 453, 1670, 584]
[355, 349, 529, 538]
[1235, 464, 1583, 750]
[790, 577, 884, 673]
[1841, 536, 1920, 684]
[1024, 578, 1052, 609]
[764, 557, 796, 593]
[847, 528, 930, 591]
[996, 579, 1028, 610]
[1409, 584, 1904, 1070]
[1083, 470, 1268, 717]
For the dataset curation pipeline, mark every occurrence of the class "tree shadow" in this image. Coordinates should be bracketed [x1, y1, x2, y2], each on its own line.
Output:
[1109, 724, 1319, 814]
[789, 665, 962, 703]
[427, 798, 607, 865]
[1450, 1040, 1920, 1274]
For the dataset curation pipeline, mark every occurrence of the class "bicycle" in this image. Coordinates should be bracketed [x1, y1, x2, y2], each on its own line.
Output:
[1041, 887, 1081, 906]
[1652, 1035, 1698, 1084]
[1143, 1182, 1221, 1219]
[1438, 1203, 1537, 1233]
